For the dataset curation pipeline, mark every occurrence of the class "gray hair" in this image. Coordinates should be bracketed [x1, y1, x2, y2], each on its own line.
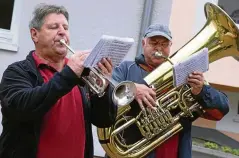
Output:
[29, 3, 69, 30]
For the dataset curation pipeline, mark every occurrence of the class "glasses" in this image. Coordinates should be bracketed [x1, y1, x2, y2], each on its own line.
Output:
[147, 40, 171, 49]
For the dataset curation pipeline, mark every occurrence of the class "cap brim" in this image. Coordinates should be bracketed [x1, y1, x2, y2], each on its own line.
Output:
[145, 31, 172, 41]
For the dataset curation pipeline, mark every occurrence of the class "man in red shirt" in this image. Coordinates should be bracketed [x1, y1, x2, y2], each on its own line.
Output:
[0, 3, 117, 158]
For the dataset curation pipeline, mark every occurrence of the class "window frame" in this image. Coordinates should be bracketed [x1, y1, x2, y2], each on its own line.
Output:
[0, 0, 22, 52]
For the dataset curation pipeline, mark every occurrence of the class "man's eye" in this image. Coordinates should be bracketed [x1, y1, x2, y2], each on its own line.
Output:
[50, 25, 57, 29]
[162, 43, 169, 47]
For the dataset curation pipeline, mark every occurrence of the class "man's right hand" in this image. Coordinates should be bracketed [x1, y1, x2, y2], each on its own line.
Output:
[67, 50, 90, 77]
[134, 83, 157, 110]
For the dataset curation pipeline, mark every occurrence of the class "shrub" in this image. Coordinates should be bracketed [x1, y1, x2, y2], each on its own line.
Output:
[221, 146, 233, 153]
[232, 149, 239, 156]
[204, 142, 219, 150]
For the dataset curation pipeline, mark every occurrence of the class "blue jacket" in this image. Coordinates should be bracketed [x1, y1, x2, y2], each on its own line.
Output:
[112, 54, 229, 158]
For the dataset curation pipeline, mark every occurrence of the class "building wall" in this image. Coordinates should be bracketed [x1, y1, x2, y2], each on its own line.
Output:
[218, 0, 239, 16]
[193, 91, 239, 142]
[216, 92, 239, 133]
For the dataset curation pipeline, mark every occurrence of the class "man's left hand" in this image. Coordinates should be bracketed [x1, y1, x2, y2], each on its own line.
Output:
[187, 71, 204, 95]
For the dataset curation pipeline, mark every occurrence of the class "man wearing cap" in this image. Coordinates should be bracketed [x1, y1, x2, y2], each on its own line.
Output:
[106, 23, 229, 158]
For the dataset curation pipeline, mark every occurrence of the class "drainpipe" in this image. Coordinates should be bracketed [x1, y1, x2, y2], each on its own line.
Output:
[136, 0, 154, 56]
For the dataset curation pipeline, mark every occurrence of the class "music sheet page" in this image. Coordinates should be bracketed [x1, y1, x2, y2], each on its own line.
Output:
[84, 35, 134, 68]
[173, 47, 209, 87]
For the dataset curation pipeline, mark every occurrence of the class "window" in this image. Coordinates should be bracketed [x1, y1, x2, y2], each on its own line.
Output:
[0, 0, 22, 51]
[0, 1, 14, 30]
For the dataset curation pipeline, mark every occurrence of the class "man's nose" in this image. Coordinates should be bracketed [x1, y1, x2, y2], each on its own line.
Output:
[155, 46, 162, 52]
[58, 26, 67, 36]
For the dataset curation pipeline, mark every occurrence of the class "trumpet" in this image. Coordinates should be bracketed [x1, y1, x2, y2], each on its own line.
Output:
[60, 39, 136, 106]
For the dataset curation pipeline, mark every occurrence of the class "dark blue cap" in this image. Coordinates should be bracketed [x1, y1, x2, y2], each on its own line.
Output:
[144, 24, 172, 41]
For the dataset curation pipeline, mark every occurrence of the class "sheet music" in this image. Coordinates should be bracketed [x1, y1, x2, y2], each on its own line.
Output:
[173, 47, 209, 87]
[84, 35, 134, 68]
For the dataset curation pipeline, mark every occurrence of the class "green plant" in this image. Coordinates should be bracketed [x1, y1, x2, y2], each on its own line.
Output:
[193, 139, 239, 156]
[204, 142, 219, 150]
[232, 149, 239, 156]
[221, 146, 233, 153]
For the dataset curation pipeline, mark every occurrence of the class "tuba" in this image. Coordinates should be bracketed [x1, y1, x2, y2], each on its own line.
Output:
[97, 2, 239, 158]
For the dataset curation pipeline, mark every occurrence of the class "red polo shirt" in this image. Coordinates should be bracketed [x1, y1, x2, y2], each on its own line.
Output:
[155, 134, 179, 158]
[139, 63, 179, 158]
[33, 53, 85, 158]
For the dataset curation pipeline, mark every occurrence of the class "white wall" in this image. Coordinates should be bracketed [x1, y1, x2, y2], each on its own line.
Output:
[216, 92, 239, 134]
[151, 0, 173, 24]
[192, 0, 218, 36]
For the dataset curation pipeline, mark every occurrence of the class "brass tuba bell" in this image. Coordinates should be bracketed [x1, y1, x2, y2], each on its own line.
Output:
[97, 2, 239, 158]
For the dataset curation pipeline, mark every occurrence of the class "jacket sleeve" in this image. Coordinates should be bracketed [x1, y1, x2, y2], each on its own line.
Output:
[112, 62, 127, 82]
[0, 64, 81, 122]
[193, 85, 229, 121]
[89, 85, 117, 128]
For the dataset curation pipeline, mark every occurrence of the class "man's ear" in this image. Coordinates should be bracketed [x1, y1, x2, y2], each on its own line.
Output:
[142, 38, 146, 47]
[30, 28, 39, 43]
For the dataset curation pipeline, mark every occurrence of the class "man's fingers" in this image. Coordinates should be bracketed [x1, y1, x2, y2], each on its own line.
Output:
[101, 58, 113, 73]
[188, 72, 204, 82]
[106, 57, 113, 67]
[146, 94, 157, 106]
[188, 75, 203, 81]
[81, 53, 89, 59]
[188, 82, 196, 88]
[192, 71, 203, 76]
[148, 89, 156, 100]
[187, 78, 202, 86]
[142, 97, 155, 109]
[98, 62, 107, 71]
[137, 99, 145, 111]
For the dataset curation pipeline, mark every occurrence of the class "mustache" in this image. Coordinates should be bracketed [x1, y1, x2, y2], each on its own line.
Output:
[153, 51, 174, 65]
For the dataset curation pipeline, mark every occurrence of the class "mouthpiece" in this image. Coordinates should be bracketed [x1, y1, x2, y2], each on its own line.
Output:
[60, 39, 66, 45]
[59, 39, 75, 54]
[154, 51, 174, 65]
[154, 52, 162, 58]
